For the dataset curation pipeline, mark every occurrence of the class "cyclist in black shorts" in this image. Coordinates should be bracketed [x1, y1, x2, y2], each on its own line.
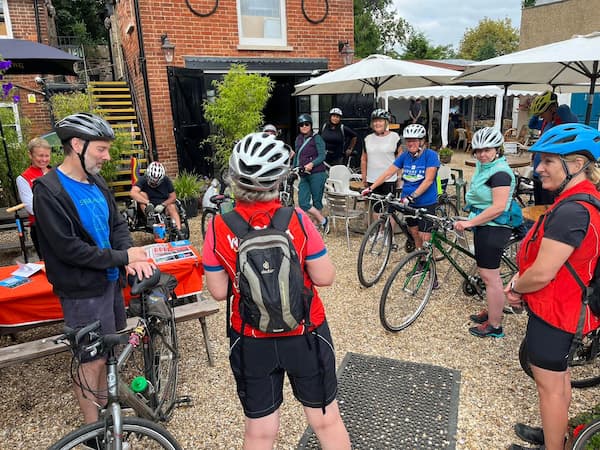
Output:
[454, 127, 516, 339]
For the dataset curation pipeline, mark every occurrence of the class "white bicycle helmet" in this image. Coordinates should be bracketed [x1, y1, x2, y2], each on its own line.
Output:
[262, 124, 277, 134]
[471, 127, 504, 149]
[403, 123, 426, 139]
[229, 132, 290, 192]
[329, 107, 343, 116]
[146, 161, 166, 187]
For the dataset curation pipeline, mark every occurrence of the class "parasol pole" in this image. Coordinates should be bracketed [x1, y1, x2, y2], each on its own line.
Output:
[584, 61, 598, 125]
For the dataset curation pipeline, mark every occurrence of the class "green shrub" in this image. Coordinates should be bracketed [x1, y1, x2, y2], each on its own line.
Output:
[0, 108, 31, 206]
[173, 170, 203, 200]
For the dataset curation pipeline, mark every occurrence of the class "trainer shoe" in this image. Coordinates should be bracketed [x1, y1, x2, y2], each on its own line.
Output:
[514, 423, 544, 446]
[469, 309, 488, 324]
[145, 203, 155, 227]
[469, 321, 504, 338]
[321, 217, 330, 235]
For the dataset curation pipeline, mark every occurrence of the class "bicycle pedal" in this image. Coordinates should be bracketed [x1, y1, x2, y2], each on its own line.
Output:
[175, 395, 193, 407]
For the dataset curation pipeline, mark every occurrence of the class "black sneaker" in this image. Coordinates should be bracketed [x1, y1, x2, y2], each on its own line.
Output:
[469, 321, 504, 338]
[469, 309, 488, 324]
[514, 423, 544, 446]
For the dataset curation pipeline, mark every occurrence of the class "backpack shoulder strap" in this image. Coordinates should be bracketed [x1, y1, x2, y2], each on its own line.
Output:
[270, 206, 294, 232]
[341, 123, 345, 141]
[555, 193, 600, 212]
[221, 210, 251, 239]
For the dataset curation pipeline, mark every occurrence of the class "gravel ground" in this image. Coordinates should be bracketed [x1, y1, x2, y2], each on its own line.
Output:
[1, 155, 598, 449]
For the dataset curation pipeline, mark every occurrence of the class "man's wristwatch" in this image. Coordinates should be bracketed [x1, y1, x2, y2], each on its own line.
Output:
[510, 280, 523, 296]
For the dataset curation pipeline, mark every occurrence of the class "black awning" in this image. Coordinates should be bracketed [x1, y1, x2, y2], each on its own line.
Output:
[184, 56, 328, 74]
[0, 39, 81, 76]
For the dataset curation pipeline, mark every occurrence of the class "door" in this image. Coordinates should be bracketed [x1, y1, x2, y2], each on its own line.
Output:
[167, 67, 212, 176]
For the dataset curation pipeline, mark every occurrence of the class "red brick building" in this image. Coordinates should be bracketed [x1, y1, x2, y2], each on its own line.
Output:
[1, 0, 55, 138]
[110, 0, 355, 175]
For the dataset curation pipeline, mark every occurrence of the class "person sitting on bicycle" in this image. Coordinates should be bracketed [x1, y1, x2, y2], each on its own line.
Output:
[504, 124, 600, 450]
[129, 161, 183, 236]
[33, 113, 155, 432]
[454, 127, 516, 339]
[202, 132, 350, 450]
[363, 123, 440, 251]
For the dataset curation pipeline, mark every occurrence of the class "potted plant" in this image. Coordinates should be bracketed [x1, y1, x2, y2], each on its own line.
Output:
[439, 147, 453, 164]
[173, 170, 203, 218]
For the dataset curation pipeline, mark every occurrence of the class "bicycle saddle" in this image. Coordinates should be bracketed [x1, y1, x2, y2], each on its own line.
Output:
[129, 268, 161, 296]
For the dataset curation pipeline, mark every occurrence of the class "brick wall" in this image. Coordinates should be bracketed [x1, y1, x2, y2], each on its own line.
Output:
[5, 0, 54, 138]
[114, 0, 354, 175]
[520, 0, 600, 49]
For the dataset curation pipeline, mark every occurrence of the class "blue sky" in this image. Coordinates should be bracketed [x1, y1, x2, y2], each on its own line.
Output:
[392, 0, 523, 50]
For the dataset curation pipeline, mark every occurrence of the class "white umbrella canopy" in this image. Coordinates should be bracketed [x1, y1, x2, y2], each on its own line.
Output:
[453, 32, 600, 123]
[293, 54, 461, 98]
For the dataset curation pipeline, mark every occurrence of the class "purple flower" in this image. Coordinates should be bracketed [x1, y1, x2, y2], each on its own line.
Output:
[0, 60, 11, 71]
[2, 82, 13, 97]
[12, 95, 19, 103]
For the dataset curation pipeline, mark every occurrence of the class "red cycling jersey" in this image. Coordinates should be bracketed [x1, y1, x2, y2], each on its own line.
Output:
[517, 180, 600, 334]
[203, 199, 327, 337]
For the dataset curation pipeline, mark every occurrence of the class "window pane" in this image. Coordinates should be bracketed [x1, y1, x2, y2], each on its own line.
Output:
[240, 0, 282, 40]
[241, 0, 279, 17]
[0, 3, 5, 36]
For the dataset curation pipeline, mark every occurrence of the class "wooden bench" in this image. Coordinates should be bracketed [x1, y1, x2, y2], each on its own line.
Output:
[0, 295, 220, 369]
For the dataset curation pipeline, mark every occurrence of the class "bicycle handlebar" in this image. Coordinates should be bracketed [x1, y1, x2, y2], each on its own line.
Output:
[6, 203, 25, 213]
[129, 267, 161, 296]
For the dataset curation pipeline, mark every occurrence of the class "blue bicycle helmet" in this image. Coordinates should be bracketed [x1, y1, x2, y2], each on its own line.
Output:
[529, 123, 600, 161]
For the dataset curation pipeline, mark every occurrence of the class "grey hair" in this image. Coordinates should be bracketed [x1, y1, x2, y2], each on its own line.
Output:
[231, 183, 280, 203]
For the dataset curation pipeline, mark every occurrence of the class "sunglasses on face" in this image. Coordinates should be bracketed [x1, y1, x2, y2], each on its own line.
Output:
[299, 122, 311, 127]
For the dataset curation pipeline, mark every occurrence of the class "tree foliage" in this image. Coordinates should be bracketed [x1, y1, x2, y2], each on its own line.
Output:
[353, 0, 413, 57]
[53, 0, 107, 44]
[458, 18, 519, 61]
[401, 32, 456, 60]
[202, 65, 273, 171]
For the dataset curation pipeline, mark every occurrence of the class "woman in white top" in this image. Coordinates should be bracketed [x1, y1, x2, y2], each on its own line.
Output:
[361, 109, 402, 216]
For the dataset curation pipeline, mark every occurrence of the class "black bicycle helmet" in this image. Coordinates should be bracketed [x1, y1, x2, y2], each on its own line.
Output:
[297, 113, 313, 125]
[55, 112, 115, 143]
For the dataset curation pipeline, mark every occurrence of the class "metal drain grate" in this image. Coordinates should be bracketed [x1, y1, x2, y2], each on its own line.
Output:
[297, 352, 461, 450]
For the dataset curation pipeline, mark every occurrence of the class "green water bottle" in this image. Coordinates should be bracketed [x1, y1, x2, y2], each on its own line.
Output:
[131, 376, 150, 402]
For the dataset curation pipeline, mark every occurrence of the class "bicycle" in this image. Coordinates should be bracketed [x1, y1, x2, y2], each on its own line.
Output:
[572, 417, 600, 449]
[378, 201, 521, 332]
[200, 193, 234, 239]
[518, 329, 600, 389]
[4, 203, 32, 263]
[121, 199, 190, 243]
[279, 166, 303, 207]
[356, 193, 416, 288]
[49, 318, 182, 449]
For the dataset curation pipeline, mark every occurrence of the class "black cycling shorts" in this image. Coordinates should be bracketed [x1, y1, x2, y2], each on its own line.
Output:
[228, 321, 338, 419]
[473, 225, 512, 269]
[525, 312, 573, 372]
[405, 203, 437, 233]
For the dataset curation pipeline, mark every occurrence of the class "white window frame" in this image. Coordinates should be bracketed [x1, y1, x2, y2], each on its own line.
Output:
[0, 0, 13, 38]
[0, 103, 22, 143]
[237, 0, 287, 48]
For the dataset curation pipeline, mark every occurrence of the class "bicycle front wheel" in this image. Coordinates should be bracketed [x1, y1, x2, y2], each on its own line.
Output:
[379, 250, 435, 332]
[357, 218, 393, 287]
[433, 200, 460, 261]
[201, 208, 217, 239]
[49, 416, 182, 450]
[145, 313, 179, 421]
[573, 418, 600, 449]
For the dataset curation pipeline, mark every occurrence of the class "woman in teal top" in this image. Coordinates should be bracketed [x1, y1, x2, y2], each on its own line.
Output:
[454, 127, 516, 338]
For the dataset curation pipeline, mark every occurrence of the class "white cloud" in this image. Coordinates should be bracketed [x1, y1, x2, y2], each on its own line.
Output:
[392, 0, 522, 49]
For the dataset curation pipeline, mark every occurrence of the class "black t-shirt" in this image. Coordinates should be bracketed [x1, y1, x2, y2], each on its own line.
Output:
[544, 201, 590, 248]
[136, 176, 174, 206]
[485, 171, 512, 188]
[320, 124, 358, 160]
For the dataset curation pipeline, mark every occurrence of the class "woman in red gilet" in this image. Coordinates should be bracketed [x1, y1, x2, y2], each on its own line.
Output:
[505, 124, 600, 450]
[16, 137, 51, 258]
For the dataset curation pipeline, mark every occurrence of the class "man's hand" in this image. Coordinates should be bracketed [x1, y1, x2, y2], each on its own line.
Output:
[126, 261, 156, 280]
[127, 246, 148, 264]
[361, 188, 372, 197]
[154, 204, 165, 214]
[400, 197, 412, 206]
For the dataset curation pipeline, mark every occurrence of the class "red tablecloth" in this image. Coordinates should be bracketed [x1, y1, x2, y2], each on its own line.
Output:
[0, 245, 204, 328]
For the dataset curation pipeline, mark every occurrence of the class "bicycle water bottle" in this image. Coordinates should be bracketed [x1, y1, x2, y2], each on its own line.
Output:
[130, 376, 153, 402]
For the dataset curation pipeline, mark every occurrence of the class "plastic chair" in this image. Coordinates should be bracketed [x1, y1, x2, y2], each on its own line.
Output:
[455, 128, 470, 152]
[327, 165, 361, 197]
[324, 191, 365, 248]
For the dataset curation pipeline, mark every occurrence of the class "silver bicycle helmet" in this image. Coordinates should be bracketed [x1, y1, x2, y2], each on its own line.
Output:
[329, 107, 343, 116]
[146, 161, 166, 187]
[262, 124, 277, 134]
[55, 112, 115, 142]
[472, 127, 504, 149]
[229, 132, 291, 191]
[403, 123, 426, 139]
[371, 108, 390, 121]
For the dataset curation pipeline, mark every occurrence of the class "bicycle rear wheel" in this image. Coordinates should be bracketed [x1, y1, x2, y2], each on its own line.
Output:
[379, 250, 435, 332]
[145, 313, 179, 421]
[519, 337, 600, 389]
[48, 416, 182, 449]
[357, 218, 392, 287]
[573, 418, 600, 449]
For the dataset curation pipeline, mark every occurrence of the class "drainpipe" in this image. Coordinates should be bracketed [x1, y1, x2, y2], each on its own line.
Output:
[133, 0, 159, 161]
[33, 0, 42, 42]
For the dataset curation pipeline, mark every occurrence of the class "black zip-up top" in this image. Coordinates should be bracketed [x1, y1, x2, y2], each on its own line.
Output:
[33, 169, 132, 298]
